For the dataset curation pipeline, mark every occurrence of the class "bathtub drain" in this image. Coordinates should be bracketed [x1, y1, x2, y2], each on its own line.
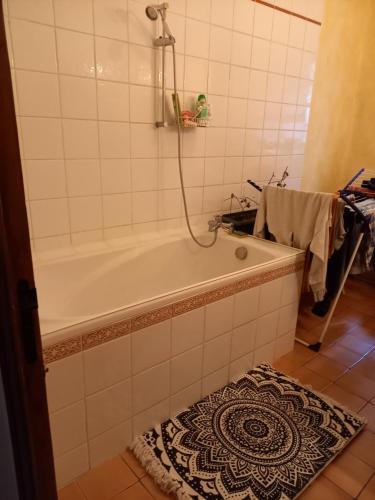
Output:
[235, 247, 248, 260]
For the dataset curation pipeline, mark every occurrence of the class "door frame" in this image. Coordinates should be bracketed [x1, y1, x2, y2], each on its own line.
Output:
[0, 4, 57, 499]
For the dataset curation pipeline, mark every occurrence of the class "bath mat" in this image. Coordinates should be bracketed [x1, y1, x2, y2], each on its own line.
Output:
[131, 364, 366, 499]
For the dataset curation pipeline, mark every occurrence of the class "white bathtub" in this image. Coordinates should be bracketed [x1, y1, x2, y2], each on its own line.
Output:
[40, 231, 305, 487]
[35, 232, 304, 343]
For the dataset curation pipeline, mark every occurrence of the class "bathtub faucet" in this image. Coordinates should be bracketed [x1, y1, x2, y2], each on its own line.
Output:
[208, 215, 234, 233]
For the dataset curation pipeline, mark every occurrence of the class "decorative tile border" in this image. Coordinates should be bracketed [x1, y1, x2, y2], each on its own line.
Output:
[252, 0, 322, 26]
[43, 260, 304, 364]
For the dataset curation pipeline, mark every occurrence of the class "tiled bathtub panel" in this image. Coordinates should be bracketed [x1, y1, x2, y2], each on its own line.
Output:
[46, 265, 303, 486]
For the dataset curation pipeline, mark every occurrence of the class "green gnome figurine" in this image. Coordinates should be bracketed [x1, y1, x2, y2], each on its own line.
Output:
[195, 94, 211, 127]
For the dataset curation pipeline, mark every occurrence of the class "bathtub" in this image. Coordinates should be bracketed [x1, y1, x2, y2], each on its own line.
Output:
[39, 231, 305, 487]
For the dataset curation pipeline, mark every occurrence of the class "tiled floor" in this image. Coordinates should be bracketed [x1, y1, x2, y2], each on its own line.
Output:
[58, 277, 375, 500]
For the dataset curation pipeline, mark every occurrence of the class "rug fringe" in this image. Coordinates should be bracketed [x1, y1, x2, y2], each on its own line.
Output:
[130, 435, 191, 499]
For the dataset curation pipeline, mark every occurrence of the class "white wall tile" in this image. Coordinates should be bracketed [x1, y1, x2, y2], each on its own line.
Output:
[202, 366, 228, 396]
[132, 320, 171, 374]
[55, 0, 93, 33]
[103, 193, 131, 227]
[95, 37, 129, 82]
[132, 191, 158, 223]
[259, 278, 283, 315]
[50, 401, 87, 457]
[16, 71, 60, 117]
[231, 320, 256, 360]
[84, 335, 131, 395]
[171, 308, 205, 355]
[66, 160, 101, 197]
[244, 129, 263, 156]
[54, 444, 89, 489]
[158, 189, 182, 219]
[97, 81, 129, 122]
[278, 302, 299, 337]
[186, 19, 210, 59]
[46, 354, 84, 413]
[63, 119, 99, 159]
[56, 29, 95, 77]
[102, 159, 131, 194]
[246, 100, 265, 129]
[253, 3, 273, 40]
[132, 361, 170, 413]
[171, 346, 203, 393]
[133, 399, 170, 436]
[272, 11, 290, 45]
[21, 117, 63, 159]
[208, 62, 230, 96]
[69, 196, 102, 232]
[99, 121, 130, 158]
[248, 70, 267, 100]
[89, 420, 132, 468]
[256, 310, 279, 348]
[184, 56, 208, 92]
[209, 26, 232, 63]
[230, 353, 253, 379]
[229, 66, 250, 98]
[26, 160, 66, 200]
[94, 0, 128, 40]
[11, 20, 57, 72]
[205, 296, 234, 340]
[130, 123, 157, 158]
[203, 332, 231, 376]
[253, 342, 275, 366]
[231, 32, 252, 68]
[129, 45, 155, 86]
[9, 0, 54, 24]
[289, 17, 306, 49]
[86, 379, 131, 438]
[269, 43, 287, 74]
[60, 76, 97, 119]
[186, 0, 211, 20]
[233, 0, 254, 34]
[251, 37, 270, 71]
[233, 286, 260, 327]
[211, 0, 234, 29]
[170, 382, 201, 416]
[129, 85, 155, 123]
[30, 199, 69, 238]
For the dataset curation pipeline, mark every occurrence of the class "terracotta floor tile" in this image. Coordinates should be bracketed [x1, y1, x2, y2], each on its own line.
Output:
[323, 384, 367, 413]
[360, 403, 375, 433]
[58, 483, 86, 500]
[337, 332, 375, 356]
[273, 343, 316, 373]
[323, 451, 374, 497]
[290, 366, 330, 391]
[121, 450, 147, 479]
[347, 430, 375, 468]
[350, 356, 375, 382]
[358, 474, 375, 500]
[77, 457, 137, 500]
[299, 475, 353, 499]
[304, 355, 347, 381]
[141, 474, 174, 499]
[113, 482, 154, 500]
[335, 371, 375, 401]
[321, 344, 363, 367]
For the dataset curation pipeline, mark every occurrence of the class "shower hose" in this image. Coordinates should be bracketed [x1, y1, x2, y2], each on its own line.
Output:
[171, 44, 218, 248]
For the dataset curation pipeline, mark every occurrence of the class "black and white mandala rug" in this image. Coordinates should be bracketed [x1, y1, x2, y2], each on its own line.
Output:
[131, 364, 366, 499]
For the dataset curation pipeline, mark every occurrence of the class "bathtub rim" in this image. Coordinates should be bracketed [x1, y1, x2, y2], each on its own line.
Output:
[42, 260, 304, 367]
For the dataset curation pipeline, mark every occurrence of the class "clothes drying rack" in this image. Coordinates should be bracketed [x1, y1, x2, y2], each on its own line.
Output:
[296, 168, 372, 351]
[247, 169, 373, 352]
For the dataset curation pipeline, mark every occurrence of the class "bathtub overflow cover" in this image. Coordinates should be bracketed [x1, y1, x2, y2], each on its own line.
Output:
[235, 246, 248, 260]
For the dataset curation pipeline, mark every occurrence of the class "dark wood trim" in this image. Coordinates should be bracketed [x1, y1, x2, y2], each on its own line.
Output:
[252, 0, 322, 26]
[0, 5, 57, 500]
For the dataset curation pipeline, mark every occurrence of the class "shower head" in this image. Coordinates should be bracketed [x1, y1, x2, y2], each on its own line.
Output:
[145, 3, 175, 43]
[145, 3, 169, 21]
[145, 5, 158, 21]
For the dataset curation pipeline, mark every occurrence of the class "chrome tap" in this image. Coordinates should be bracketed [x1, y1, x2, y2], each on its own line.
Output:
[208, 215, 234, 233]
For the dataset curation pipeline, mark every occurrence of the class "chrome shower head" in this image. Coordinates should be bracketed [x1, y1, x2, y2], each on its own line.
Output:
[145, 5, 158, 21]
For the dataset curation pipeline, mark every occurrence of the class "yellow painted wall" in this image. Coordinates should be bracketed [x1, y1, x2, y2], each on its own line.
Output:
[302, 0, 375, 193]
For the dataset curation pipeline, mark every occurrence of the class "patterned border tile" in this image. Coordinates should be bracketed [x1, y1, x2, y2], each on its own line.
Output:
[43, 336, 82, 364]
[43, 260, 304, 364]
[82, 320, 131, 350]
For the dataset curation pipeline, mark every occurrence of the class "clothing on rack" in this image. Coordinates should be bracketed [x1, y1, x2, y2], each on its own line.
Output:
[253, 185, 333, 301]
[351, 197, 375, 273]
